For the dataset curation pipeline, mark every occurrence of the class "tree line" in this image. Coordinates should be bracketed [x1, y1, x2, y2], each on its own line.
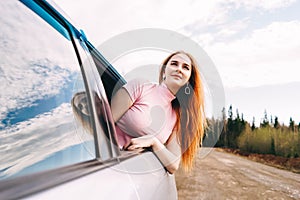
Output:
[203, 105, 300, 158]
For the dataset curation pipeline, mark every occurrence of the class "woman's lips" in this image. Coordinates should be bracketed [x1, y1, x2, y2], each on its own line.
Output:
[171, 74, 182, 79]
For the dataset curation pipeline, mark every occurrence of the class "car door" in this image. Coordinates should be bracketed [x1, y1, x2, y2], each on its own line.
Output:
[0, 1, 177, 199]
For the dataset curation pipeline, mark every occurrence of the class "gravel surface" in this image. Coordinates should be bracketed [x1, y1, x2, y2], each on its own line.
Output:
[175, 148, 300, 200]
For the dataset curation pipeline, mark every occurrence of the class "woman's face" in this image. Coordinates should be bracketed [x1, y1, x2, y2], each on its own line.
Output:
[163, 53, 192, 94]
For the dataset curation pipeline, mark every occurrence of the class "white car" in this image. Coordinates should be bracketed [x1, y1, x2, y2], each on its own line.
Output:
[0, 0, 177, 199]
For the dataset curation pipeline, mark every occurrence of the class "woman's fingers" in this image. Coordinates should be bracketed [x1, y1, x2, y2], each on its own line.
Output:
[123, 136, 155, 150]
[123, 141, 132, 150]
[127, 144, 137, 150]
[124, 140, 139, 150]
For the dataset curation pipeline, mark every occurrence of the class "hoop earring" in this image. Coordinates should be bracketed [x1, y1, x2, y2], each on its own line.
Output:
[185, 82, 190, 95]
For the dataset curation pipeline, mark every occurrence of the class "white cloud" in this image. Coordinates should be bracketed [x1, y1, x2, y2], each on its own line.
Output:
[0, 103, 92, 177]
[55, 0, 231, 44]
[229, 0, 297, 10]
[206, 20, 300, 87]
[216, 18, 250, 37]
[55, 0, 297, 45]
[0, 1, 80, 120]
[54, 0, 300, 88]
[190, 18, 250, 47]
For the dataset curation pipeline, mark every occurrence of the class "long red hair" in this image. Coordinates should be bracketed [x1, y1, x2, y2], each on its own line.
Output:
[159, 51, 206, 171]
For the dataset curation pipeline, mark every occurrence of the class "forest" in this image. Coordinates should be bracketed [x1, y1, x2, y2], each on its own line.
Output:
[203, 105, 300, 158]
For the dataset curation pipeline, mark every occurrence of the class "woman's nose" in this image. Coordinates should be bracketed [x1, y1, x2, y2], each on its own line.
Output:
[176, 66, 183, 73]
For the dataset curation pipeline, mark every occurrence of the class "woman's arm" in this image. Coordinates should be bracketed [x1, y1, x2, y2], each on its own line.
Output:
[153, 132, 181, 174]
[111, 85, 181, 173]
[126, 132, 181, 174]
[110, 88, 133, 122]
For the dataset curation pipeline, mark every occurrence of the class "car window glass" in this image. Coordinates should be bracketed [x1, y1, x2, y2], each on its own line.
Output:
[0, 1, 95, 180]
[74, 41, 120, 160]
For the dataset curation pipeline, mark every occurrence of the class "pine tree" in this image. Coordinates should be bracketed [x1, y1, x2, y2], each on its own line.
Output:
[289, 117, 295, 132]
[251, 117, 256, 131]
[270, 115, 273, 125]
[274, 116, 280, 129]
[228, 105, 233, 120]
[236, 109, 240, 121]
[260, 109, 269, 128]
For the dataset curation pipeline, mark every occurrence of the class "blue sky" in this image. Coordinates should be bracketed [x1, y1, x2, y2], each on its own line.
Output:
[56, 0, 300, 125]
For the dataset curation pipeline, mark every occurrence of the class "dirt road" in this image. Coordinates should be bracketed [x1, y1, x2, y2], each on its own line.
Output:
[175, 148, 300, 200]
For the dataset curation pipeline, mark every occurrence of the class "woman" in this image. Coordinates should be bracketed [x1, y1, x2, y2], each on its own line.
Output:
[111, 51, 206, 174]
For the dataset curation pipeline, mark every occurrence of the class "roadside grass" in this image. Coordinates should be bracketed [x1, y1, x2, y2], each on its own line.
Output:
[218, 148, 300, 174]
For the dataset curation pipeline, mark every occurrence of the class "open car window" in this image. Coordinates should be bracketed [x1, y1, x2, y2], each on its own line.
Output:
[0, 1, 96, 180]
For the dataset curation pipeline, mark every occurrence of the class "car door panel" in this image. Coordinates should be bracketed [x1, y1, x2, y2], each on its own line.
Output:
[0, 1, 178, 199]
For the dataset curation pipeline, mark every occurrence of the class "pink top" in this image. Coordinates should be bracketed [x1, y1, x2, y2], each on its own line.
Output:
[115, 79, 177, 148]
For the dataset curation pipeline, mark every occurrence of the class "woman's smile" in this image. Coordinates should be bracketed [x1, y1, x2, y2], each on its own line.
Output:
[163, 53, 192, 94]
[171, 74, 182, 79]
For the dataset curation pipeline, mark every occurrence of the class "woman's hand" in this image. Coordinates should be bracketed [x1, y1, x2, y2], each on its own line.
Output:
[124, 135, 165, 151]
[124, 133, 181, 174]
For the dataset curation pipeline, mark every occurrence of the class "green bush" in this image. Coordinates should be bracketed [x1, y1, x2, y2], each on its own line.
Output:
[238, 126, 300, 158]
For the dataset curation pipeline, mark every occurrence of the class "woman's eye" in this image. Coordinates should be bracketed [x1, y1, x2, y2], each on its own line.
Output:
[170, 61, 177, 65]
[183, 65, 190, 70]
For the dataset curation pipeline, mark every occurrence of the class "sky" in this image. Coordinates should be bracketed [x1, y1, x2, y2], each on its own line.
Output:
[54, 0, 300, 125]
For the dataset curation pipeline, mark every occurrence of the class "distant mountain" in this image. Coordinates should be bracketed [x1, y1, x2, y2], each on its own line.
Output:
[224, 82, 300, 126]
